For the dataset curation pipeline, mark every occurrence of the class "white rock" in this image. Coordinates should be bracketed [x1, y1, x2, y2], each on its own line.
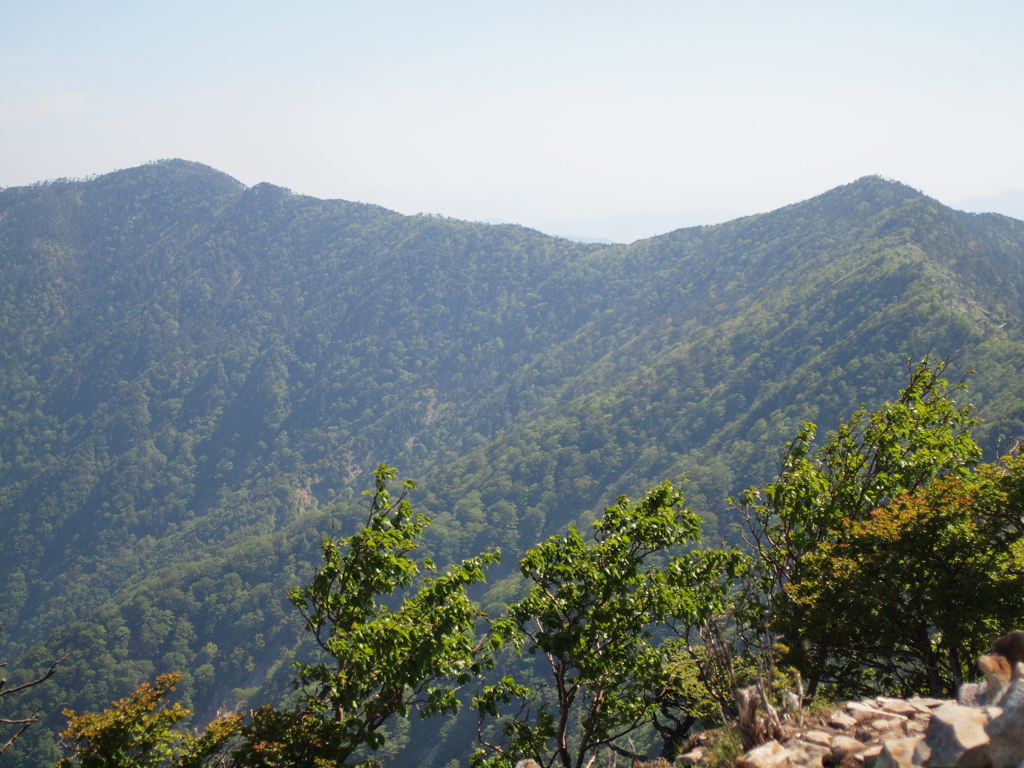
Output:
[832, 735, 869, 761]
[872, 718, 905, 732]
[847, 702, 908, 723]
[876, 698, 920, 717]
[874, 737, 923, 768]
[906, 697, 937, 714]
[831, 711, 858, 729]
[914, 702, 990, 768]
[737, 740, 792, 768]
[855, 743, 884, 767]
[802, 731, 833, 748]
[787, 741, 831, 768]
[676, 747, 705, 766]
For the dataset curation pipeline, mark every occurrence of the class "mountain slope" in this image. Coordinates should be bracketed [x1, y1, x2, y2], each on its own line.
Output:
[1, 163, 1023, 767]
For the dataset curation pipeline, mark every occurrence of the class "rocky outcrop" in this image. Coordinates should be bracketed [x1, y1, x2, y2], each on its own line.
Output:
[727, 633, 1024, 768]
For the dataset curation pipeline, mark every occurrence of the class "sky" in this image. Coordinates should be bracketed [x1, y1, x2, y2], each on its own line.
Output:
[2, 1, 1023, 235]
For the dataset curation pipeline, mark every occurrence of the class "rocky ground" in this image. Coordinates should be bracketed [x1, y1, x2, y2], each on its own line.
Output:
[720, 653, 1024, 768]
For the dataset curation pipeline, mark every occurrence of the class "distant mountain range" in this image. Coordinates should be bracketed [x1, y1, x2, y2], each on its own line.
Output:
[481, 189, 1024, 245]
[482, 210, 736, 243]
[955, 190, 1024, 221]
[1, 161, 1023, 767]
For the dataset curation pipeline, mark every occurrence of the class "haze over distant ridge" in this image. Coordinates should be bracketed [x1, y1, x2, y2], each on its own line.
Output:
[538, 210, 736, 244]
[480, 210, 736, 244]
[955, 191, 1024, 221]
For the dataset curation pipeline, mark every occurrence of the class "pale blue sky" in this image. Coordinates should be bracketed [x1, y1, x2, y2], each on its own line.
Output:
[2, 1, 1022, 229]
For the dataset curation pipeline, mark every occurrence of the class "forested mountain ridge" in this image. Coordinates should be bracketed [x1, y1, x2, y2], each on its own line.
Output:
[1, 160, 1023, 766]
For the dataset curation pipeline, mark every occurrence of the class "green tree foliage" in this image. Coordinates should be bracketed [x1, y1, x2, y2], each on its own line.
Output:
[56, 673, 240, 768]
[734, 359, 1024, 699]
[228, 708, 350, 768]
[54, 464, 500, 768]
[263, 462, 499, 766]
[2, 165, 1024, 766]
[790, 460, 1024, 696]
[473, 482, 745, 768]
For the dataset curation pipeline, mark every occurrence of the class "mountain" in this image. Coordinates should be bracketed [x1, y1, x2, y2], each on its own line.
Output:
[1, 161, 1023, 766]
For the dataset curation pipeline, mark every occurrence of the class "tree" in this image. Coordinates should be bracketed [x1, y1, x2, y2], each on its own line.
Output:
[736, 358, 986, 695]
[56, 463, 500, 768]
[236, 462, 500, 767]
[473, 481, 745, 768]
[789, 458, 1024, 696]
[57, 673, 240, 768]
[0, 615, 67, 757]
[228, 708, 353, 768]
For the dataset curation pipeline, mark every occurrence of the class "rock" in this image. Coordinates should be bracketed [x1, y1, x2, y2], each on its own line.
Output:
[874, 737, 923, 768]
[877, 698, 921, 717]
[914, 702, 990, 768]
[848, 702, 908, 723]
[975, 650, 1016, 703]
[871, 718, 905, 732]
[907, 697, 938, 714]
[788, 741, 831, 768]
[856, 743, 884, 767]
[877, 726, 909, 744]
[986, 676, 1024, 768]
[903, 718, 928, 735]
[857, 727, 880, 743]
[957, 683, 987, 708]
[832, 735, 869, 762]
[802, 731, 833, 748]
[515, 761, 542, 768]
[737, 740, 792, 768]
[831, 711, 858, 729]
[676, 747, 705, 766]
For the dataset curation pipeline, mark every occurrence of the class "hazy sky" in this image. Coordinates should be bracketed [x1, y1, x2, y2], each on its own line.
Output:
[2, 1, 1022, 227]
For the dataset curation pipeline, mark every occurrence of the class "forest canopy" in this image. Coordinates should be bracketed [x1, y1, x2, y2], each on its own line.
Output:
[1, 162, 1023, 766]
[40, 361, 1024, 768]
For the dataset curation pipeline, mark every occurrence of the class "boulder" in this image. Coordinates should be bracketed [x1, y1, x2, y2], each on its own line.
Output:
[957, 683, 987, 708]
[907, 697, 939, 714]
[787, 741, 831, 768]
[914, 702, 990, 768]
[986, 677, 1024, 768]
[904, 717, 929, 735]
[871, 718, 906, 733]
[848, 702, 908, 724]
[875, 737, 923, 768]
[831, 711, 858, 729]
[877, 699, 921, 717]
[877, 727, 910, 746]
[676, 747, 705, 766]
[857, 743, 884, 767]
[979, 655, 1012, 706]
[802, 731, 833, 748]
[832, 735, 869, 762]
[737, 740, 791, 768]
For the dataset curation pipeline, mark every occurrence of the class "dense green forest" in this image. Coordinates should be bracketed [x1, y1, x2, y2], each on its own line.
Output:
[1, 160, 1023, 766]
